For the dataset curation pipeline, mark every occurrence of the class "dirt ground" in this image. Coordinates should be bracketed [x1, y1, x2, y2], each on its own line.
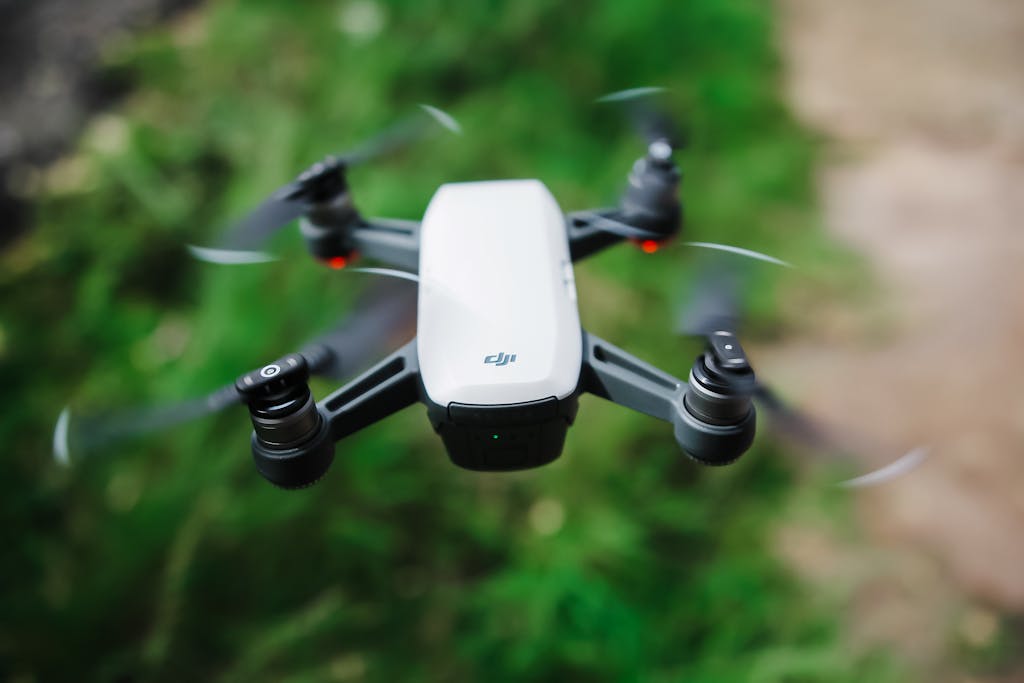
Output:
[771, 0, 1024, 676]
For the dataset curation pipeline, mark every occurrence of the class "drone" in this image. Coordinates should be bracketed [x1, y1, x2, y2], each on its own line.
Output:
[56, 94, 926, 489]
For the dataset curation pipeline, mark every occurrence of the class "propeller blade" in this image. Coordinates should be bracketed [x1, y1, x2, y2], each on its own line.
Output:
[347, 267, 420, 283]
[340, 104, 462, 166]
[54, 384, 241, 465]
[216, 181, 310, 252]
[839, 447, 930, 489]
[192, 106, 461, 264]
[633, 103, 686, 152]
[752, 382, 929, 488]
[674, 259, 924, 488]
[595, 87, 668, 103]
[677, 259, 742, 338]
[56, 275, 417, 462]
[577, 218, 789, 268]
[187, 245, 277, 265]
[300, 276, 417, 380]
[751, 382, 839, 454]
[53, 407, 71, 466]
[598, 86, 686, 151]
[188, 181, 311, 264]
[418, 104, 463, 135]
[682, 242, 793, 268]
[340, 118, 424, 167]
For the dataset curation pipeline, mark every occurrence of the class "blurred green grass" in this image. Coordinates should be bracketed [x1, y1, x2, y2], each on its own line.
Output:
[1, 0, 897, 681]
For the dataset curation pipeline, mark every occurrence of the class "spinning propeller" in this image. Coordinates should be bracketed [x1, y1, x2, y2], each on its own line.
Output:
[597, 86, 686, 154]
[588, 87, 686, 244]
[678, 258, 927, 487]
[54, 277, 417, 465]
[189, 104, 461, 265]
[575, 87, 794, 267]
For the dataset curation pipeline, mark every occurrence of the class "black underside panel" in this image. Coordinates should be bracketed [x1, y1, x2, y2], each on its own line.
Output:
[434, 396, 577, 471]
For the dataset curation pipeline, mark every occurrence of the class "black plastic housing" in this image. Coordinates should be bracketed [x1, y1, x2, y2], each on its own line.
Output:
[618, 154, 682, 239]
[673, 403, 755, 466]
[674, 336, 757, 465]
[251, 411, 335, 489]
[300, 191, 360, 263]
[237, 354, 334, 488]
[428, 395, 579, 471]
[580, 332, 757, 468]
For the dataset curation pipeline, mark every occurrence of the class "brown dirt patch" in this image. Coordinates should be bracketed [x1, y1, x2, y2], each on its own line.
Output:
[773, 0, 1024, 675]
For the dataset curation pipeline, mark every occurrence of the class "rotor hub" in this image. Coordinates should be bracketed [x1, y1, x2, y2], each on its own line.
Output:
[648, 138, 674, 163]
[295, 156, 349, 203]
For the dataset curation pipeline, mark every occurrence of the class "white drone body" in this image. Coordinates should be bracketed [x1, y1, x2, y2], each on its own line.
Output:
[417, 179, 582, 407]
[415, 180, 586, 469]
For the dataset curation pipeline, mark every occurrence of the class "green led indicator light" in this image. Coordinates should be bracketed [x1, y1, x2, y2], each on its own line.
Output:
[492, 434, 500, 440]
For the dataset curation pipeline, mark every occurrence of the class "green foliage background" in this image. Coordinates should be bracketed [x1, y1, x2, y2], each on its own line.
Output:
[1, 0, 897, 681]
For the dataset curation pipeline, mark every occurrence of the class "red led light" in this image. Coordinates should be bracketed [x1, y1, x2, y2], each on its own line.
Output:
[325, 256, 348, 270]
[640, 240, 660, 254]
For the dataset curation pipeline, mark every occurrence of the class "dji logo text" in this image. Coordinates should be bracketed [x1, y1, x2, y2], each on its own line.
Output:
[483, 352, 517, 367]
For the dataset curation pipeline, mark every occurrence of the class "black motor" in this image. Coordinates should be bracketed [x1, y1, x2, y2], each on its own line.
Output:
[236, 354, 334, 488]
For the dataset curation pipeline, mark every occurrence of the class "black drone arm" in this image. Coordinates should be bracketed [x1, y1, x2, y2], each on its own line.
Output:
[581, 331, 684, 421]
[300, 203, 421, 271]
[567, 138, 684, 263]
[349, 218, 420, 271]
[567, 210, 630, 262]
[240, 340, 421, 489]
[318, 339, 420, 441]
[580, 331, 756, 466]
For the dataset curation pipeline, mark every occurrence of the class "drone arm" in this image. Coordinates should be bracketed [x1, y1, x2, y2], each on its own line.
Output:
[300, 213, 420, 270]
[580, 332, 685, 421]
[350, 218, 420, 271]
[580, 331, 755, 465]
[318, 338, 421, 440]
[243, 340, 421, 489]
[566, 210, 628, 262]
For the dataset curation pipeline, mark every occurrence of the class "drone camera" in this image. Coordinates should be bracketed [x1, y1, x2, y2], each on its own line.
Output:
[236, 354, 334, 488]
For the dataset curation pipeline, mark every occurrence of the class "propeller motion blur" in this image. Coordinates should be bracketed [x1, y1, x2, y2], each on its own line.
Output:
[57, 92, 925, 489]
